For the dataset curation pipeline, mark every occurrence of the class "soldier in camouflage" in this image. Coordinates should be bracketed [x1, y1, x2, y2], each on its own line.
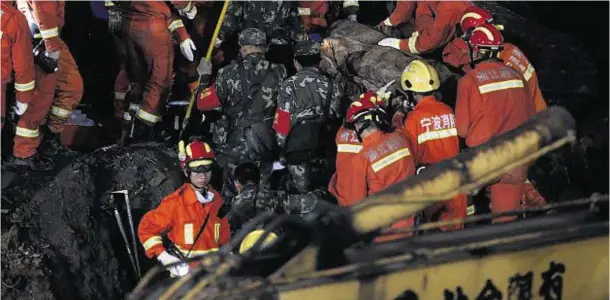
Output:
[196, 28, 288, 201]
[273, 40, 344, 193]
[216, 1, 310, 75]
[225, 162, 324, 235]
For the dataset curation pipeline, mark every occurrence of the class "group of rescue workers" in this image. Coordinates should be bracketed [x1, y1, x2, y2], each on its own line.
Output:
[2, 0, 549, 278]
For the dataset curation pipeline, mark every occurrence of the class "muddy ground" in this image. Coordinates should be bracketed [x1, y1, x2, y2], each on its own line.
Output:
[1, 2, 608, 300]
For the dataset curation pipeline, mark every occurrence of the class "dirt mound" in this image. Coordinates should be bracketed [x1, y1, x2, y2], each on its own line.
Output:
[1, 144, 183, 299]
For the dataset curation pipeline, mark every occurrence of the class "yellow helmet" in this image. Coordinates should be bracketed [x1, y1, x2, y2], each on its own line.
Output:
[239, 230, 278, 254]
[400, 59, 440, 93]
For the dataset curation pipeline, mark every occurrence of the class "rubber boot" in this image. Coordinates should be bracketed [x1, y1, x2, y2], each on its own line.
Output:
[10, 153, 54, 171]
[128, 116, 154, 145]
[41, 127, 76, 156]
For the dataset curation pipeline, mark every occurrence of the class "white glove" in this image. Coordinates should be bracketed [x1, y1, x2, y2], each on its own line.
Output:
[214, 38, 223, 48]
[157, 251, 189, 277]
[180, 38, 197, 62]
[13, 101, 28, 116]
[376, 79, 396, 101]
[197, 57, 212, 76]
[377, 38, 401, 50]
[347, 14, 358, 22]
[184, 5, 197, 20]
[45, 50, 60, 61]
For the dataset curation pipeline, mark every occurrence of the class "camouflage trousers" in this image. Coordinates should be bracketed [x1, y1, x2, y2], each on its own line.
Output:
[286, 157, 331, 193]
[218, 154, 273, 200]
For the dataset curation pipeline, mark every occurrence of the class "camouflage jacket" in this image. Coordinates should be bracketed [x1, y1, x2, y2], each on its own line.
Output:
[227, 184, 324, 234]
[219, 0, 309, 45]
[275, 67, 344, 150]
[215, 52, 287, 160]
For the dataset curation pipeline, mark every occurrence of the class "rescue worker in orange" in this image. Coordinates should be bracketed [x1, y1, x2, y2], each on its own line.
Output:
[120, 1, 198, 143]
[376, 1, 435, 37]
[104, 1, 133, 122]
[455, 23, 536, 223]
[328, 126, 361, 202]
[1, 2, 35, 129]
[443, 6, 547, 113]
[298, 1, 328, 41]
[377, 1, 471, 56]
[338, 92, 416, 241]
[393, 59, 467, 231]
[138, 140, 230, 277]
[13, 0, 83, 170]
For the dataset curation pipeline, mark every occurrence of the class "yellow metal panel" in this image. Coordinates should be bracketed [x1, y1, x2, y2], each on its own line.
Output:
[378, 236, 609, 299]
[279, 281, 360, 300]
[275, 236, 608, 300]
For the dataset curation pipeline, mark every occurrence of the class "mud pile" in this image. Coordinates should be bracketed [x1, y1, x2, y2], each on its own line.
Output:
[1, 144, 183, 299]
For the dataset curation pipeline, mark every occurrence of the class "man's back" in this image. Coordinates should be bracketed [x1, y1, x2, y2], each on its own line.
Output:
[456, 60, 535, 147]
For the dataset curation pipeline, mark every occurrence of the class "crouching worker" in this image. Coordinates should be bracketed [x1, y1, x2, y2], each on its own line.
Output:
[138, 140, 231, 277]
[226, 162, 323, 235]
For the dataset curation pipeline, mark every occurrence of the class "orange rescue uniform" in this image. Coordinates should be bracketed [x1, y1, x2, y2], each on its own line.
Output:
[443, 39, 547, 112]
[138, 184, 231, 259]
[383, 1, 435, 31]
[121, 1, 191, 125]
[342, 130, 416, 241]
[14, 0, 83, 158]
[396, 1, 471, 55]
[401, 96, 466, 230]
[1, 2, 36, 127]
[328, 126, 362, 203]
[298, 1, 328, 32]
[455, 60, 536, 222]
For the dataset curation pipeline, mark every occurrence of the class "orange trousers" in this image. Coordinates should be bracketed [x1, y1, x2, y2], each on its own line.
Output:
[123, 18, 173, 125]
[112, 35, 131, 120]
[14, 40, 83, 158]
[489, 182, 524, 223]
[1, 81, 6, 129]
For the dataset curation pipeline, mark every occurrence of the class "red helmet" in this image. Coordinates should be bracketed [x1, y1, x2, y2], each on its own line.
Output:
[345, 91, 387, 128]
[468, 23, 504, 53]
[180, 140, 215, 171]
[460, 6, 494, 34]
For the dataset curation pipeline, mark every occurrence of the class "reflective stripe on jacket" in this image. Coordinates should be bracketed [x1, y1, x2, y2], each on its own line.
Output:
[138, 184, 231, 259]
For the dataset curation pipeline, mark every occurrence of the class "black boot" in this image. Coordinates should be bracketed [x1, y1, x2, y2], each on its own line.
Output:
[10, 153, 54, 171]
[41, 127, 76, 156]
[127, 116, 154, 145]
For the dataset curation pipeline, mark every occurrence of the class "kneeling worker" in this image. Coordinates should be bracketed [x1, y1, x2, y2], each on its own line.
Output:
[138, 140, 231, 277]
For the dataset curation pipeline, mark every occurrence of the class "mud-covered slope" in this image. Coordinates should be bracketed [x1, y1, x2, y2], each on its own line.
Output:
[1, 144, 183, 299]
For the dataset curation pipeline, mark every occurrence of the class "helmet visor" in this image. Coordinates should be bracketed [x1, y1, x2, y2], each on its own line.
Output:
[187, 159, 213, 173]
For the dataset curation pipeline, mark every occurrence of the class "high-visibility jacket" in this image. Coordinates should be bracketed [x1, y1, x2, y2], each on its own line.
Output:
[383, 1, 435, 30]
[328, 126, 362, 204]
[443, 39, 547, 113]
[17, 0, 65, 53]
[340, 130, 416, 206]
[455, 60, 535, 148]
[138, 184, 231, 259]
[397, 1, 471, 55]
[121, 1, 191, 42]
[499, 43, 547, 113]
[402, 95, 459, 165]
[298, 1, 328, 31]
[1, 2, 36, 103]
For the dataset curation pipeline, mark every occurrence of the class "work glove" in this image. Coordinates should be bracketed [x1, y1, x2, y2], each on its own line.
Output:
[214, 38, 223, 48]
[180, 38, 197, 62]
[184, 5, 198, 20]
[108, 10, 122, 35]
[376, 79, 396, 101]
[196, 57, 212, 76]
[347, 14, 358, 22]
[377, 38, 401, 50]
[13, 101, 28, 116]
[157, 251, 189, 277]
[45, 50, 60, 61]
